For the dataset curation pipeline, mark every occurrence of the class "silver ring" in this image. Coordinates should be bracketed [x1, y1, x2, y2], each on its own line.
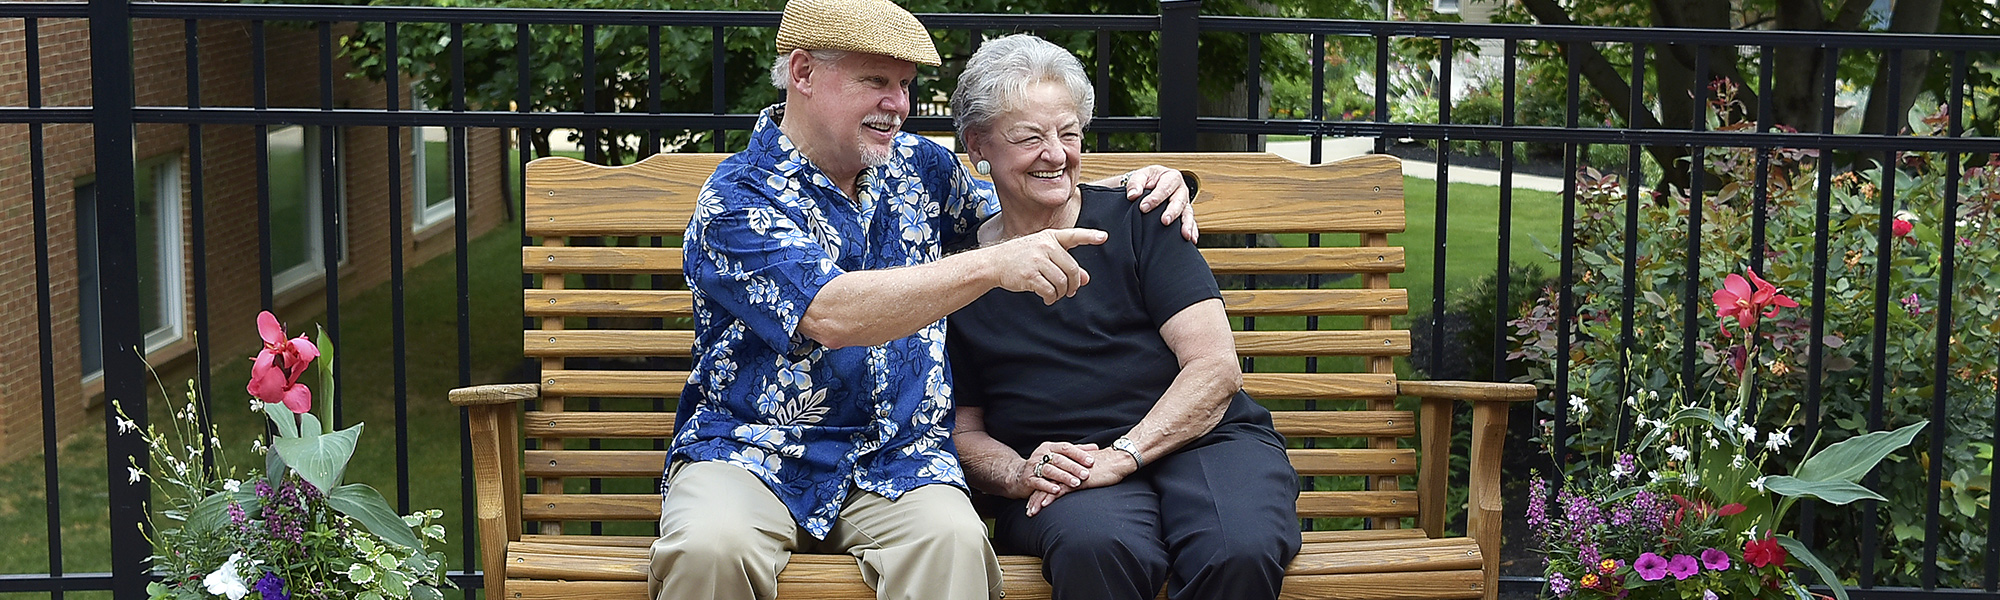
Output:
[1034, 454, 1053, 479]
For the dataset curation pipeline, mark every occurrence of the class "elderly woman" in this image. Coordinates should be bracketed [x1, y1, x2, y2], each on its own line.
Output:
[945, 34, 1301, 600]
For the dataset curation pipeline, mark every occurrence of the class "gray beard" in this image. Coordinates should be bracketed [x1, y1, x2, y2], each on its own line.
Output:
[860, 143, 891, 168]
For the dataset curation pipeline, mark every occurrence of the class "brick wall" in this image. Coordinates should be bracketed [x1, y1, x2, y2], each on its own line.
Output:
[0, 17, 511, 463]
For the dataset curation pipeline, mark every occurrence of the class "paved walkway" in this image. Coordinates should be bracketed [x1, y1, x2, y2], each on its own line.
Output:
[1264, 138, 1566, 192]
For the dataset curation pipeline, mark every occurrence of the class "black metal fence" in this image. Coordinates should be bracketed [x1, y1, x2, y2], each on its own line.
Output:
[2, 0, 1997, 598]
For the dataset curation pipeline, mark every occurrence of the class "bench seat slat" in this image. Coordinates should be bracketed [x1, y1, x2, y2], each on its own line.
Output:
[539, 370, 1395, 400]
[526, 290, 694, 319]
[525, 329, 1407, 359]
[520, 448, 1416, 479]
[520, 410, 1416, 440]
[522, 246, 1406, 277]
[1296, 491, 1419, 518]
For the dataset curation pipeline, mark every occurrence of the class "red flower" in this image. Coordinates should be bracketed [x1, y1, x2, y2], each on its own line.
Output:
[1892, 218, 1914, 239]
[247, 311, 318, 414]
[1744, 536, 1789, 569]
[1712, 270, 1800, 337]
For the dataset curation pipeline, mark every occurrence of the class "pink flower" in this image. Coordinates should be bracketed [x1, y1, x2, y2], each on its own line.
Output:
[1666, 554, 1699, 580]
[1634, 552, 1669, 581]
[247, 311, 318, 414]
[1892, 218, 1914, 239]
[1712, 270, 1799, 337]
[1699, 547, 1731, 571]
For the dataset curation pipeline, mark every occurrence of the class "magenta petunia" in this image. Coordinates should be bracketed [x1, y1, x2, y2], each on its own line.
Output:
[1634, 552, 1669, 581]
[1699, 548, 1731, 571]
[1666, 554, 1700, 580]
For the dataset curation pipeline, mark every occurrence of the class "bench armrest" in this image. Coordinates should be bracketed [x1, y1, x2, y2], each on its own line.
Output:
[1398, 380, 1537, 403]
[449, 382, 542, 407]
[449, 383, 534, 597]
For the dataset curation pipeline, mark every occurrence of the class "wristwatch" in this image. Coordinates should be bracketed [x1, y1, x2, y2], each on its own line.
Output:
[1112, 437, 1145, 468]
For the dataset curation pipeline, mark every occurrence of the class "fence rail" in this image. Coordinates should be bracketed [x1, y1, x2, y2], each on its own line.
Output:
[2, 0, 1996, 598]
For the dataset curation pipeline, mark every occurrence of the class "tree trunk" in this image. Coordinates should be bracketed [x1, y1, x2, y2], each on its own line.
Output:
[1858, 0, 1943, 167]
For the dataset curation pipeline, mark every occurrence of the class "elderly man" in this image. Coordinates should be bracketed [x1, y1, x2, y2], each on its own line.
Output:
[648, 0, 1198, 599]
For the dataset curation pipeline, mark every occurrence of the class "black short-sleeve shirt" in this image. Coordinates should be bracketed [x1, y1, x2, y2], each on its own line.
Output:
[946, 185, 1276, 458]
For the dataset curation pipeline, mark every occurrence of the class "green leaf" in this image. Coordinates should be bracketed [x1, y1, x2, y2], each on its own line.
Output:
[272, 422, 361, 493]
[263, 402, 300, 438]
[315, 324, 335, 431]
[347, 563, 378, 585]
[411, 585, 444, 600]
[1605, 485, 1646, 502]
[265, 447, 289, 488]
[188, 490, 261, 533]
[1776, 535, 1848, 600]
[1795, 421, 1928, 483]
[328, 483, 423, 549]
[298, 412, 324, 439]
[359, 592, 385, 600]
[1762, 476, 1887, 505]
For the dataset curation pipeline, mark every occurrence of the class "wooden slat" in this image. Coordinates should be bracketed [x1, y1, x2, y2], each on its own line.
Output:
[524, 450, 668, 478]
[1234, 330, 1410, 356]
[1288, 448, 1417, 476]
[525, 290, 693, 319]
[1399, 380, 1540, 402]
[1296, 491, 1419, 519]
[524, 411, 677, 438]
[1201, 247, 1405, 275]
[503, 553, 1480, 600]
[521, 493, 661, 522]
[1299, 528, 1426, 544]
[519, 534, 655, 548]
[524, 330, 695, 358]
[1242, 373, 1397, 400]
[1271, 411, 1416, 438]
[524, 246, 684, 274]
[518, 447, 1415, 479]
[1289, 538, 1481, 575]
[1277, 570, 1485, 600]
[1220, 289, 1407, 316]
[542, 371, 689, 398]
[1298, 536, 1477, 556]
[524, 155, 720, 237]
[1077, 154, 1406, 234]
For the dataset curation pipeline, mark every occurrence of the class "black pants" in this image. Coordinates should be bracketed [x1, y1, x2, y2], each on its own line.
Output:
[994, 431, 1301, 600]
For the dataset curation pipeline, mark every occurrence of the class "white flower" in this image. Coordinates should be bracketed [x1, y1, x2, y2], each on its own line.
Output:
[1765, 428, 1793, 452]
[1684, 471, 1700, 486]
[127, 466, 143, 484]
[1750, 476, 1771, 492]
[250, 439, 266, 455]
[202, 553, 251, 600]
[1737, 424, 1759, 444]
[1732, 455, 1748, 468]
[223, 479, 241, 493]
[115, 417, 137, 434]
[1624, 395, 1638, 407]
[1649, 470, 1664, 483]
[1568, 395, 1590, 418]
[1611, 462, 1633, 479]
[1666, 445, 1690, 461]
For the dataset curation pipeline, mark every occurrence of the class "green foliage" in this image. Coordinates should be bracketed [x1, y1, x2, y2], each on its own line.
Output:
[1510, 83, 2000, 587]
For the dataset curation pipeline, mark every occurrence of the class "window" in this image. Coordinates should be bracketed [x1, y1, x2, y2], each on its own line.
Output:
[411, 85, 460, 229]
[267, 125, 347, 293]
[78, 156, 186, 380]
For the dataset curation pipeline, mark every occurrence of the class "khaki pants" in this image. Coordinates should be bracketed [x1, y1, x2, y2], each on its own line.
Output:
[648, 461, 1003, 600]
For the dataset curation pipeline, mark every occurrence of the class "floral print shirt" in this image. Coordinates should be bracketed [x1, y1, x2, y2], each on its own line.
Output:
[672, 104, 998, 538]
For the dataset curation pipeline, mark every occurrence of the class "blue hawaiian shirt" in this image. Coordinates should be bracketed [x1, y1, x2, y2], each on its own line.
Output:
[672, 104, 999, 538]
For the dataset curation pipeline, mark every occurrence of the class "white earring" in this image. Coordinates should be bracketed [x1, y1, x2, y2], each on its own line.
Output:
[975, 160, 991, 175]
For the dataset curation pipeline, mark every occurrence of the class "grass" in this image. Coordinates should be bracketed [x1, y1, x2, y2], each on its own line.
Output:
[0, 166, 1557, 591]
[0, 219, 525, 598]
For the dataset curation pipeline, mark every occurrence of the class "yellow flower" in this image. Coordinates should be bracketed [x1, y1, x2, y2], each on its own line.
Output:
[1580, 573, 1600, 588]
[1599, 558, 1618, 574]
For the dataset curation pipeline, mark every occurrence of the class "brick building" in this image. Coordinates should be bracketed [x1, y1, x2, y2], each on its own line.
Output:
[0, 17, 512, 463]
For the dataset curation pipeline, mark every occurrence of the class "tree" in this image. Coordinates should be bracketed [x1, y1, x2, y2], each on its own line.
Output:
[1495, 0, 1999, 190]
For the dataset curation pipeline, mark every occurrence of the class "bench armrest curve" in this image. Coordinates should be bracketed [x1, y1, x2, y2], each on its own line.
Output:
[449, 383, 542, 407]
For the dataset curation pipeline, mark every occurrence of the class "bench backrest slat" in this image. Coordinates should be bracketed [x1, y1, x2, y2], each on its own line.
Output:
[520, 151, 1432, 532]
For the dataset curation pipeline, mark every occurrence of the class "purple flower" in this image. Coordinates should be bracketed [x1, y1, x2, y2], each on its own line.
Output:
[1549, 572, 1572, 596]
[1700, 548, 1731, 571]
[1634, 552, 1669, 581]
[254, 572, 289, 600]
[1578, 545, 1600, 570]
[1902, 293, 1924, 317]
[1704, 591, 1719, 600]
[1528, 478, 1549, 528]
[1666, 554, 1700, 580]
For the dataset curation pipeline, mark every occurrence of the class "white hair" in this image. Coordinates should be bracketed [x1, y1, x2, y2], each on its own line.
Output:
[950, 34, 1094, 136]
[769, 49, 850, 91]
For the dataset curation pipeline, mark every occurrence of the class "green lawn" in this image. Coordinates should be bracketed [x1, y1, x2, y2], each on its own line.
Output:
[0, 166, 1557, 591]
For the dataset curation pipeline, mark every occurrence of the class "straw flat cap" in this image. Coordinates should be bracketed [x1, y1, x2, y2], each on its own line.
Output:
[776, 0, 941, 66]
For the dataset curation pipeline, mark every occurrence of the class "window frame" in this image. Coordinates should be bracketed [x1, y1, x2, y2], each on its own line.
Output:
[268, 125, 349, 295]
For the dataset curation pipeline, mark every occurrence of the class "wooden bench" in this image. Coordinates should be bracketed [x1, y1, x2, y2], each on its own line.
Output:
[450, 151, 1536, 600]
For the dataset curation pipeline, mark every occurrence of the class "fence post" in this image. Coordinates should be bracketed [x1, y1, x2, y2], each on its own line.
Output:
[88, 0, 149, 597]
[1158, 0, 1199, 151]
